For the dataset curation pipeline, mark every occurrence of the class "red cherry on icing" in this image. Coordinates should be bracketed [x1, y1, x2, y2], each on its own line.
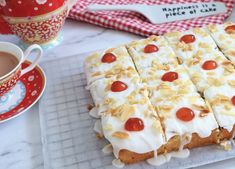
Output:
[144, 44, 159, 53]
[176, 107, 195, 122]
[101, 53, 116, 63]
[125, 118, 144, 131]
[225, 25, 235, 34]
[111, 81, 128, 92]
[202, 60, 218, 70]
[231, 96, 235, 106]
[161, 72, 178, 82]
[180, 34, 196, 44]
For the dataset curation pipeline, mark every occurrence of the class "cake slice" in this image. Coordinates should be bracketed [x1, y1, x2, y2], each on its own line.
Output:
[178, 50, 234, 93]
[88, 68, 166, 164]
[204, 84, 235, 140]
[84, 46, 136, 85]
[207, 22, 235, 64]
[164, 28, 218, 62]
[127, 35, 178, 72]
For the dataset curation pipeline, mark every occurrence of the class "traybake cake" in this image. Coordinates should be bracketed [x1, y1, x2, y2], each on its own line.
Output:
[85, 22, 235, 167]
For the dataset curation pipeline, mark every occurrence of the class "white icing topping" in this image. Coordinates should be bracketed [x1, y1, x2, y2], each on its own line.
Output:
[102, 144, 113, 155]
[89, 107, 100, 118]
[147, 149, 190, 166]
[112, 159, 125, 168]
[204, 84, 235, 132]
[207, 23, 235, 63]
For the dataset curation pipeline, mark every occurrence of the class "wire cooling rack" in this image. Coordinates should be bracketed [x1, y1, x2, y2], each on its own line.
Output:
[39, 52, 235, 169]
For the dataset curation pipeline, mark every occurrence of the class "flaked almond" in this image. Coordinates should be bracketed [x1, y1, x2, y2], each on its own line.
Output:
[199, 111, 208, 117]
[92, 71, 102, 77]
[219, 34, 226, 41]
[144, 110, 149, 118]
[193, 28, 207, 36]
[151, 120, 162, 133]
[157, 83, 171, 90]
[228, 80, 235, 87]
[207, 78, 222, 86]
[227, 50, 235, 57]
[160, 89, 177, 96]
[224, 103, 232, 111]
[112, 131, 129, 139]
[159, 105, 172, 112]
[103, 124, 113, 131]
[223, 62, 235, 73]
[192, 104, 208, 111]
[177, 57, 183, 65]
[113, 104, 135, 121]
[199, 42, 210, 49]
[207, 72, 216, 76]
[192, 76, 200, 83]
[168, 95, 182, 102]
[218, 95, 230, 102]
[207, 24, 218, 32]
[178, 88, 189, 95]
[210, 95, 230, 105]
[176, 42, 193, 51]
[105, 48, 115, 53]
[159, 64, 170, 71]
[165, 31, 180, 37]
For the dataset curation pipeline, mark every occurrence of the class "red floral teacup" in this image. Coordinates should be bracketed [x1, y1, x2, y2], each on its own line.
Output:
[0, 42, 42, 96]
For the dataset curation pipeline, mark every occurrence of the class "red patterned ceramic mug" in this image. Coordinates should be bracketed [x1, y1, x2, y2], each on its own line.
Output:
[0, 42, 42, 96]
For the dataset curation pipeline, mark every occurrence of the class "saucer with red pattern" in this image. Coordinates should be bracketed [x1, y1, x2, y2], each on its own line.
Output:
[0, 61, 46, 123]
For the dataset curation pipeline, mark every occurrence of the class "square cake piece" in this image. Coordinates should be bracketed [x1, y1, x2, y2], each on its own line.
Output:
[207, 22, 235, 64]
[84, 46, 136, 85]
[164, 28, 218, 61]
[127, 36, 178, 72]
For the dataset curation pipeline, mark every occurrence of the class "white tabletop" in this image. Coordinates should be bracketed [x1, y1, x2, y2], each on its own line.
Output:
[0, 8, 235, 169]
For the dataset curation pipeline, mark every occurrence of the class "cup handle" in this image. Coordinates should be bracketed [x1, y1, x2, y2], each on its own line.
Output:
[21, 44, 42, 76]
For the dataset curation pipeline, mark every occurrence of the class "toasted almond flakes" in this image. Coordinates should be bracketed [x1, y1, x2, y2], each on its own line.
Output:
[112, 131, 129, 139]
[228, 80, 235, 87]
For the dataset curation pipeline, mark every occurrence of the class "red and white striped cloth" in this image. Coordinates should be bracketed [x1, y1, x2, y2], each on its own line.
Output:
[69, 0, 234, 36]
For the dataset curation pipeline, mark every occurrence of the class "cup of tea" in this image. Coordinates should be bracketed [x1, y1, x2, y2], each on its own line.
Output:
[0, 42, 42, 96]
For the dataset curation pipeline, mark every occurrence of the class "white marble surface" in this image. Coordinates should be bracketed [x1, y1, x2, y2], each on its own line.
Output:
[0, 8, 235, 169]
